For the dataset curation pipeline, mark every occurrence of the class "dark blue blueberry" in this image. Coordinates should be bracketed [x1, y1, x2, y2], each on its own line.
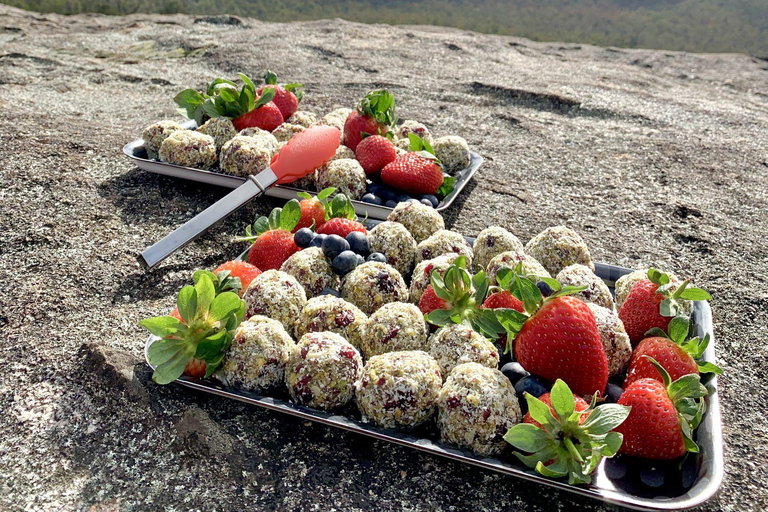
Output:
[680, 457, 698, 489]
[536, 280, 554, 297]
[420, 199, 434, 207]
[366, 182, 382, 195]
[356, 254, 365, 265]
[639, 467, 665, 488]
[321, 234, 349, 259]
[380, 188, 397, 201]
[420, 194, 439, 208]
[604, 458, 628, 480]
[367, 252, 387, 263]
[384, 200, 398, 208]
[604, 383, 624, 404]
[309, 233, 327, 248]
[331, 251, 358, 275]
[293, 228, 315, 248]
[346, 231, 370, 256]
[361, 193, 383, 206]
[319, 287, 341, 297]
[396, 194, 413, 203]
[500, 362, 529, 386]
[514, 375, 550, 414]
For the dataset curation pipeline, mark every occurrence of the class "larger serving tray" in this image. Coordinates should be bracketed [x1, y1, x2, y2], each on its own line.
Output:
[144, 261, 723, 510]
[123, 122, 482, 221]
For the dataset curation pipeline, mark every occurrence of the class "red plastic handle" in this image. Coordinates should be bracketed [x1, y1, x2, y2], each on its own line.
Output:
[271, 125, 341, 184]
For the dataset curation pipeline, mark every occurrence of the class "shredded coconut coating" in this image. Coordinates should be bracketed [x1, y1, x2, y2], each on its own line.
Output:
[340, 261, 409, 315]
[416, 230, 474, 266]
[614, 268, 690, 313]
[472, 226, 525, 272]
[433, 136, 471, 175]
[486, 250, 551, 286]
[320, 108, 354, 132]
[587, 303, 632, 377]
[287, 111, 318, 128]
[196, 117, 237, 151]
[396, 120, 433, 144]
[409, 253, 460, 304]
[272, 122, 305, 143]
[158, 130, 217, 169]
[368, 221, 418, 277]
[280, 247, 339, 298]
[428, 324, 499, 378]
[238, 128, 279, 154]
[316, 158, 367, 200]
[362, 302, 429, 359]
[355, 350, 443, 429]
[394, 137, 412, 152]
[437, 363, 521, 456]
[219, 135, 272, 177]
[243, 270, 307, 335]
[386, 201, 445, 243]
[285, 332, 363, 410]
[142, 120, 184, 159]
[556, 264, 615, 310]
[294, 295, 368, 351]
[524, 225, 594, 276]
[219, 315, 294, 392]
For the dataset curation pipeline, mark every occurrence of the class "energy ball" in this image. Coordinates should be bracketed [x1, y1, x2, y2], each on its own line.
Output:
[437, 363, 522, 456]
[397, 120, 433, 144]
[158, 130, 217, 169]
[142, 120, 184, 159]
[356, 350, 443, 429]
[220, 135, 272, 177]
[320, 107, 354, 132]
[433, 136, 471, 175]
[340, 261, 408, 315]
[280, 247, 339, 298]
[409, 253, 460, 304]
[387, 201, 445, 243]
[295, 295, 368, 351]
[271, 122, 305, 143]
[472, 226, 525, 272]
[368, 221, 418, 276]
[614, 269, 690, 313]
[316, 158, 367, 200]
[556, 264, 615, 311]
[394, 137, 412, 152]
[238, 127, 279, 154]
[486, 251, 551, 286]
[243, 269, 307, 335]
[285, 331, 363, 410]
[362, 302, 429, 359]
[428, 324, 499, 378]
[287, 111, 318, 128]
[525, 226, 594, 276]
[196, 117, 237, 152]
[416, 229, 474, 266]
[219, 315, 294, 392]
[587, 303, 632, 377]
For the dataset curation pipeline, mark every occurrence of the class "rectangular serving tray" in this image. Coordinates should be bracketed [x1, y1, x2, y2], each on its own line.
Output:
[144, 261, 723, 510]
[123, 122, 482, 221]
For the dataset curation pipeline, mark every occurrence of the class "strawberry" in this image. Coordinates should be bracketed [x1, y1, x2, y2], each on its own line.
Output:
[380, 135, 444, 195]
[238, 200, 302, 270]
[618, 268, 711, 346]
[256, 71, 303, 120]
[523, 392, 590, 429]
[344, 89, 397, 151]
[295, 187, 336, 231]
[616, 357, 708, 460]
[315, 193, 367, 237]
[483, 290, 524, 312]
[418, 284, 450, 315]
[214, 260, 262, 295]
[355, 135, 397, 175]
[233, 101, 284, 132]
[183, 358, 208, 379]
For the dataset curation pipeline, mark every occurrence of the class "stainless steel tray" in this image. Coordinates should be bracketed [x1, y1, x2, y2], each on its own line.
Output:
[123, 122, 482, 220]
[144, 262, 723, 510]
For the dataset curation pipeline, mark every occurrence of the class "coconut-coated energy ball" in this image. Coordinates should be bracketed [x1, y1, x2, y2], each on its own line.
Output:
[433, 135, 471, 175]
[316, 158, 367, 200]
[587, 303, 632, 377]
[397, 120, 433, 144]
[362, 302, 429, 358]
[415, 230, 474, 266]
[340, 261, 409, 315]
[271, 122, 305, 143]
[409, 253, 460, 304]
[525, 225, 594, 276]
[280, 247, 339, 298]
[196, 117, 237, 152]
[219, 135, 272, 177]
[386, 201, 445, 243]
[243, 270, 307, 335]
[142, 120, 185, 159]
[320, 108, 354, 132]
[158, 130, 217, 169]
[472, 226, 525, 273]
[428, 324, 499, 378]
[486, 250, 551, 286]
[238, 127, 279, 155]
[287, 111, 318, 128]
[556, 263, 615, 311]
[294, 295, 368, 351]
[368, 221, 418, 277]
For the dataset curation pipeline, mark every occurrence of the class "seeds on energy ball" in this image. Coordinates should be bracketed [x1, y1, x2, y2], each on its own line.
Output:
[368, 221, 417, 276]
[280, 247, 339, 298]
[243, 269, 307, 334]
[158, 130, 217, 169]
[556, 263, 615, 310]
[415, 229, 473, 266]
[361, 301, 429, 359]
[386, 201, 445, 243]
[524, 225, 594, 276]
[472, 226, 525, 272]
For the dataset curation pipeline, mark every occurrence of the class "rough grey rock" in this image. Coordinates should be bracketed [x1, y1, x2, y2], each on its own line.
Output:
[1, 4, 767, 511]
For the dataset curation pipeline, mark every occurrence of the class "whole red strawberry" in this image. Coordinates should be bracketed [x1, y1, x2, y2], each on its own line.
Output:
[381, 152, 444, 195]
[483, 290, 524, 312]
[315, 193, 367, 237]
[296, 197, 326, 231]
[240, 200, 302, 270]
[523, 392, 590, 429]
[418, 284, 450, 315]
[183, 358, 208, 379]
[233, 101, 284, 132]
[214, 260, 262, 295]
[344, 90, 396, 151]
[355, 135, 397, 175]
[316, 218, 367, 238]
[256, 71, 303, 120]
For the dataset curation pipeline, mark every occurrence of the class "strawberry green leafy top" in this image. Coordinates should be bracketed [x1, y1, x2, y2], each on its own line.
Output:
[263, 70, 304, 102]
[240, 199, 302, 240]
[646, 268, 711, 318]
[358, 89, 397, 127]
[646, 316, 722, 375]
[174, 73, 276, 126]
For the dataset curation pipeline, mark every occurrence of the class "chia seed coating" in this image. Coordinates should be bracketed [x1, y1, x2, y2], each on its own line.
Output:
[271, 122, 305, 143]
[196, 117, 237, 152]
[285, 331, 363, 410]
[219, 135, 272, 177]
[409, 253, 460, 304]
[286, 111, 318, 128]
[238, 128, 279, 154]
[316, 158, 367, 200]
[396, 120, 433, 144]
[415, 230, 474, 266]
[486, 250, 551, 286]
[587, 303, 632, 377]
[219, 315, 295, 392]
[472, 226, 525, 272]
[362, 302, 429, 359]
[142, 120, 184, 159]
[243, 269, 307, 335]
[355, 350, 442, 429]
[368, 221, 418, 277]
[387, 201, 445, 243]
[432, 135, 471, 176]
[427, 324, 499, 378]
[158, 130, 217, 169]
[524, 225, 594, 276]
[556, 263, 615, 310]
[280, 247, 339, 298]
[295, 295, 368, 351]
[437, 363, 521, 456]
[340, 261, 409, 315]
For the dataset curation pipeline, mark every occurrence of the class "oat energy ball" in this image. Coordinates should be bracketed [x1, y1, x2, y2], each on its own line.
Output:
[486, 250, 551, 286]
[416, 230, 474, 266]
[295, 295, 368, 351]
[219, 315, 294, 392]
[472, 226, 525, 272]
[394, 137, 412, 152]
[272, 122, 305, 143]
[525, 226, 594, 276]
[397, 120, 433, 144]
[340, 261, 408, 315]
[158, 130, 217, 169]
[280, 247, 339, 298]
[356, 350, 442, 429]
[437, 363, 521, 456]
[316, 158, 367, 199]
[409, 253, 460, 304]
[196, 117, 237, 151]
[556, 264, 615, 310]
[142, 120, 184, 159]
[433, 136, 471, 175]
[614, 269, 690, 313]
[368, 221, 418, 276]
[320, 107, 354, 132]
[362, 302, 429, 358]
[587, 303, 632, 377]
[287, 111, 317, 128]
[387, 201, 445, 243]
[428, 324, 499, 378]
[238, 127, 279, 154]
[243, 270, 307, 334]
[220, 135, 272, 177]
[285, 332, 363, 410]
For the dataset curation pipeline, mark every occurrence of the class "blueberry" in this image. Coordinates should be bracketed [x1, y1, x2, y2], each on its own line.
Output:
[356, 254, 365, 265]
[397, 194, 412, 203]
[293, 228, 314, 248]
[319, 287, 341, 297]
[367, 182, 382, 195]
[604, 458, 628, 480]
[331, 251, 358, 275]
[639, 467, 665, 488]
[536, 280, 554, 297]
[380, 188, 397, 201]
[346, 231, 370, 256]
[322, 234, 349, 259]
[514, 375, 550, 414]
[361, 193, 383, 206]
[420, 199, 434, 207]
[309, 233, 327, 248]
[604, 383, 624, 404]
[367, 252, 387, 263]
[421, 194, 439, 208]
[384, 200, 398, 208]
[500, 362, 529, 386]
